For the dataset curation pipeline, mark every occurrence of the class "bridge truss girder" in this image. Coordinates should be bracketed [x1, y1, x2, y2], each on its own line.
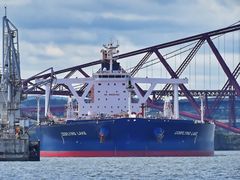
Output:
[22, 22, 240, 130]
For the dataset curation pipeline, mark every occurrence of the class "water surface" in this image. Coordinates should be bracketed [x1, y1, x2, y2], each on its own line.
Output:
[0, 151, 239, 180]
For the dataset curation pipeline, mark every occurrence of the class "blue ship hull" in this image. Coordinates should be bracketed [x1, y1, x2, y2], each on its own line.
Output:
[31, 118, 215, 157]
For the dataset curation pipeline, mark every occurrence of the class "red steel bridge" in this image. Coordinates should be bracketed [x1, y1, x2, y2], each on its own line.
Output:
[21, 22, 240, 133]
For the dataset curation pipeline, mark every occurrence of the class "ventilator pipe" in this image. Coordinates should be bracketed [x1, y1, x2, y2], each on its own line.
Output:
[173, 84, 179, 119]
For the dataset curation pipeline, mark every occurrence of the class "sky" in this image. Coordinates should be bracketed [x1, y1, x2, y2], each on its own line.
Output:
[0, 0, 239, 81]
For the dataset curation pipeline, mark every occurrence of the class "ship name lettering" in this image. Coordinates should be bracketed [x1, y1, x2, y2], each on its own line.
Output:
[61, 131, 87, 137]
[104, 93, 120, 96]
[108, 93, 119, 96]
[174, 131, 198, 136]
[76, 131, 87, 135]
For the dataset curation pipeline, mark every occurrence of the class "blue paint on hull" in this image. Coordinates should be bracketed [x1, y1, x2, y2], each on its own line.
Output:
[30, 118, 215, 156]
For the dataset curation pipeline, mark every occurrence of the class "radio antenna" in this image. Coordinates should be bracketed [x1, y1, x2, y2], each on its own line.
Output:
[4, 6, 7, 16]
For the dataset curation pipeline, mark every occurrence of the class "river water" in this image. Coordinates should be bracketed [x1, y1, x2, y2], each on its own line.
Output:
[0, 151, 239, 180]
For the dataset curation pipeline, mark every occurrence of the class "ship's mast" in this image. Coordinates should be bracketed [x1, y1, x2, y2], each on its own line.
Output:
[102, 42, 119, 73]
[0, 10, 21, 132]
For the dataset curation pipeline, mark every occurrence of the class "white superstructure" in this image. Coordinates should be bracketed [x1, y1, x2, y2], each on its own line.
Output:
[44, 42, 188, 119]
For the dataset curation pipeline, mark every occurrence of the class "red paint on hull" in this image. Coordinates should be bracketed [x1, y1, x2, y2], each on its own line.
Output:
[41, 150, 214, 157]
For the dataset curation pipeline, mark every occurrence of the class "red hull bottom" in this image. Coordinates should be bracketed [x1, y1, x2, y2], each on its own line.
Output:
[41, 150, 214, 157]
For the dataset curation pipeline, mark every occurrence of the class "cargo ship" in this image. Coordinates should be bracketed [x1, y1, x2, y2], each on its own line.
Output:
[30, 43, 215, 157]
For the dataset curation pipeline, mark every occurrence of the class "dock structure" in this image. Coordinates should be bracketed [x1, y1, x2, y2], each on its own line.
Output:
[0, 9, 40, 161]
[0, 133, 39, 161]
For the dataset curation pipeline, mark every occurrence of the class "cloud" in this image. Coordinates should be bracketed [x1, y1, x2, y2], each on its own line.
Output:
[45, 45, 64, 57]
[20, 28, 97, 44]
[3, 0, 31, 6]
[101, 12, 160, 21]
[20, 41, 104, 78]
[1, 0, 239, 84]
